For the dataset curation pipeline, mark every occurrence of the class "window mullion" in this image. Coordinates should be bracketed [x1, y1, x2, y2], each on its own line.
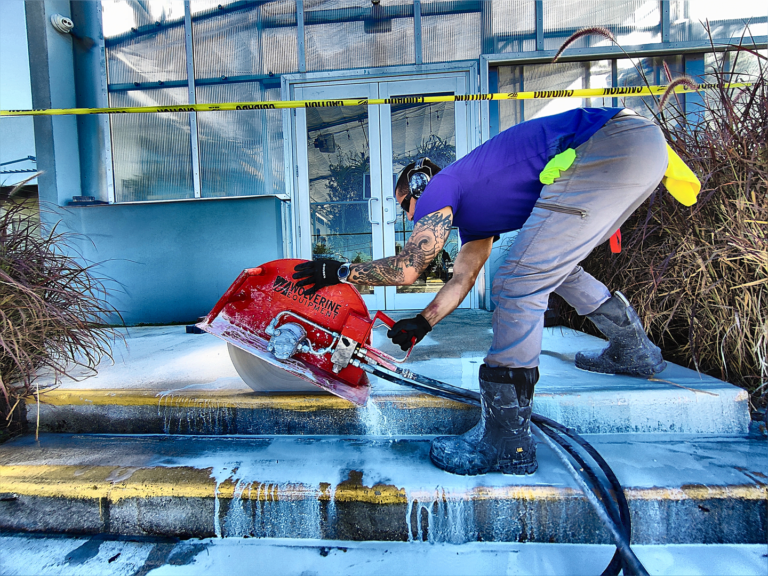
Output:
[184, 0, 202, 199]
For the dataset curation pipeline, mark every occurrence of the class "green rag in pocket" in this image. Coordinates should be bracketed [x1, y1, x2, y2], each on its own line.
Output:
[539, 148, 577, 185]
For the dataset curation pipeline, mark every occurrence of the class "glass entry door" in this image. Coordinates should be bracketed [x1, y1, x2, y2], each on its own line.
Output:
[380, 76, 470, 310]
[294, 74, 472, 311]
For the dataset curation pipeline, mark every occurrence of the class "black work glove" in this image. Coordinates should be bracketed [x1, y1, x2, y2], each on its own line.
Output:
[292, 259, 342, 296]
[387, 314, 432, 351]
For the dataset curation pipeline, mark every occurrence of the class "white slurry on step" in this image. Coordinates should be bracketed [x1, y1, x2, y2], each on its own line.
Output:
[214, 480, 223, 538]
[223, 479, 252, 537]
[406, 488, 476, 544]
[358, 397, 394, 437]
[147, 437, 567, 542]
[326, 483, 338, 530]
[207, 462, 325, 539]
[155, 391, 234, 434]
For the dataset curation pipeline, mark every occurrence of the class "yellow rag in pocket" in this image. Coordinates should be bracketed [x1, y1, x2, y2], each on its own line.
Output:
[663, 145, 700, 206]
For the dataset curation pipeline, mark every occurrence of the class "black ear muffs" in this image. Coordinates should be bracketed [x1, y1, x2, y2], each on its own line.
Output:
[406, 158, 433, 200]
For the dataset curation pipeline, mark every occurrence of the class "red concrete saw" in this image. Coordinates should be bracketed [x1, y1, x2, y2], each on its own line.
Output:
[197, 260, 646, 575]
[197, 259, 475, 406]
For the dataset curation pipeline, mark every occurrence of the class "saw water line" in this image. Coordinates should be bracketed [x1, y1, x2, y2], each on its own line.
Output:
[197, 259, 649, 576]
[355, 358, 646, 576]
[0, 83, 751, 117]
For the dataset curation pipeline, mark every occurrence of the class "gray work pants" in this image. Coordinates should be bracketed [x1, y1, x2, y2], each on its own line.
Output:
[485, 113, 668, 369]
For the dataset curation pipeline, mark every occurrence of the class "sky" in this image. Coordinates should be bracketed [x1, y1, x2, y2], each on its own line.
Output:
[0, 0, 32, 109]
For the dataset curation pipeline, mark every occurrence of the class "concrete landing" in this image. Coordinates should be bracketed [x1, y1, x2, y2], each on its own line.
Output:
[27, 310, 749, 435]
[0, 433, 765, 543]
[0, 534, 766, 576]
[29, 311, 750, 435]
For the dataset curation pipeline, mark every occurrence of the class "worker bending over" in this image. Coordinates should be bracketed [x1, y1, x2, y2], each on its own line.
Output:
[293, 107, 668, 476]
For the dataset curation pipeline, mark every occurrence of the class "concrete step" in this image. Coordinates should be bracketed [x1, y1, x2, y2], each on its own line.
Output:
[29, 360, 750, 436]
[1, 533, 766, 576]
[0, 433, 764, 544]
[31, 321, 750, 436]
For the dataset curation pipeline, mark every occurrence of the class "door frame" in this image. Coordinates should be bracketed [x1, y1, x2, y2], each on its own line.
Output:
[282, 62, 482, 310]
[378, 75, 470, 311]
[293, 81, 387, 310]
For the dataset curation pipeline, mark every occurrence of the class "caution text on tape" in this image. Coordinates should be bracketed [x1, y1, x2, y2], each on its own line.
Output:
[0, 83, 751, 117]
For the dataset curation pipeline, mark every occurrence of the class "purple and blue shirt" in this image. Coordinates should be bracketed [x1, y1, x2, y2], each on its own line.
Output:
[413, 107, 623, 243]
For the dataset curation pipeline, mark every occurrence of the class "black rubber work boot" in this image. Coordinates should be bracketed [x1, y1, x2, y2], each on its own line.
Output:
[429, 365, 539, 476]
[575, 291, 667, 376]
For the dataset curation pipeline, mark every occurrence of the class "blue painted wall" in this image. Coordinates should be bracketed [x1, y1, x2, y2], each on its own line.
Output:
[63, 196, 284, 325]
[23, 2, 286, 326]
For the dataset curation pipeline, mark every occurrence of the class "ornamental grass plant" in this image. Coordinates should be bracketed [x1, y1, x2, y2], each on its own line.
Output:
[0, 177, 120, 440]
[555, 38, 767, 408]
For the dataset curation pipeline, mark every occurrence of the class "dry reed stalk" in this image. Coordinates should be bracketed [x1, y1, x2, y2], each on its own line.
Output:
[553, 26, 767, 403]
[1, 176, 122, 431]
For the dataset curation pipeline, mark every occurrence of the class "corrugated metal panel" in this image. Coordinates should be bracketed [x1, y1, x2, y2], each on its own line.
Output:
[102, 0, 186, 38]
[543, 0, 661, 50]
[422, 2, 481, 63]
[670, 0, 767, 42]
[304, 0, 414, 71]
[195, 83, 285, 198]
[109, 89, 194, 202]
[106, 26, 188, 84]
[191, 0, 298, 78]
[103, 0, 188, 84]
[492, 0, 536, 54]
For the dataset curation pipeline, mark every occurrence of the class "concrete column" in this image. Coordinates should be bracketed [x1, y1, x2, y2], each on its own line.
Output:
[70, 0, 113, 203]
[25, 0, 82, 210]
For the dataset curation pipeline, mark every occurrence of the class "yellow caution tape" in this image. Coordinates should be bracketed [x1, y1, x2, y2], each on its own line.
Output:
[0, 83, 751, 117]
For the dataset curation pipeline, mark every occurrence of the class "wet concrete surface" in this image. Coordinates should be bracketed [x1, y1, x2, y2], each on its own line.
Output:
[0, 534, 766, 576]
[0, 433, 765, 543]
[35, 311, 740, 396]
[29, 311, 750, 435]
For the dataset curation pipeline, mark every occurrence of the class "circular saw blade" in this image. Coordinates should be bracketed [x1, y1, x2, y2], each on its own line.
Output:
[227, 343, 329, 394]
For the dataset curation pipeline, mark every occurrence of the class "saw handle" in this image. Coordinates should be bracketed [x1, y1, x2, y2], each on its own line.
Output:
[370, 311, 415, 361]
[372, 310, 396, 329]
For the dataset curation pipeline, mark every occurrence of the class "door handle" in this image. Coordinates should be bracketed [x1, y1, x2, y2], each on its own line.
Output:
[385, 196, 398, 224]
[368, 197, 380, 225]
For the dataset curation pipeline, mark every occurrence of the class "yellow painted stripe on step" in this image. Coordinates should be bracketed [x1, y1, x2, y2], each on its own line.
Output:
[1, 465, 764, 503]
[29, 389, 353, 410]
[0, 465, 216, 501]
[28, 390, 472, 411]
[626, 485, 768, 501]
[0, 465, 577, 504]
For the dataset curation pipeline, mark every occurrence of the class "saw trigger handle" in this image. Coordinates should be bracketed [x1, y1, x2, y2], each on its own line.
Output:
[372, 310, 396, 329]
[370, 310, 416, 361]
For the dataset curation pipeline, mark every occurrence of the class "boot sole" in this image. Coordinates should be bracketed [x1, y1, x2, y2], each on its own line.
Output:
[429, 459, 539, 476]
[575, 358, 667, 377]
[430, 447, 538, 476]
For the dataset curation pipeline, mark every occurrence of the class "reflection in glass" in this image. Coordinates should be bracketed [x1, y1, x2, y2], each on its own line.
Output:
[496, 60, 612, 130]
[617, 56, 683, 118]
[390, 100, 459, 294]
[306, 104, 373, 294]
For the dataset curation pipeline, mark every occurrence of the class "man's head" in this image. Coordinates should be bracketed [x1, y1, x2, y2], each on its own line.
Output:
[395, 158, 442, 221]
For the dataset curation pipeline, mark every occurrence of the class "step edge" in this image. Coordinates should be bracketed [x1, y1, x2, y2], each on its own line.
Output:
[1, 464, 765, 504]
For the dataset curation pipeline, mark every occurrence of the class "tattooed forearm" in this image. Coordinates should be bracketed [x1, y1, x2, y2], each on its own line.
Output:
[349, 259, 406, 285]
[348, 208, 454, 286]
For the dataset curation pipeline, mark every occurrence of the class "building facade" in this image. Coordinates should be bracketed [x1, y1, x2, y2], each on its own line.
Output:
[19, 0, 767, 323]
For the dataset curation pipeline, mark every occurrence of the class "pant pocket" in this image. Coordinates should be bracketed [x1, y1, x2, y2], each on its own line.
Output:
[536, 201, 588, 219]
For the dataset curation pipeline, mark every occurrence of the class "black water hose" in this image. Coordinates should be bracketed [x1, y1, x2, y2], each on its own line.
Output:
[357, 361, 649, 576]
[532, 413, 634, 576]
[533, 420, 631, 576]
